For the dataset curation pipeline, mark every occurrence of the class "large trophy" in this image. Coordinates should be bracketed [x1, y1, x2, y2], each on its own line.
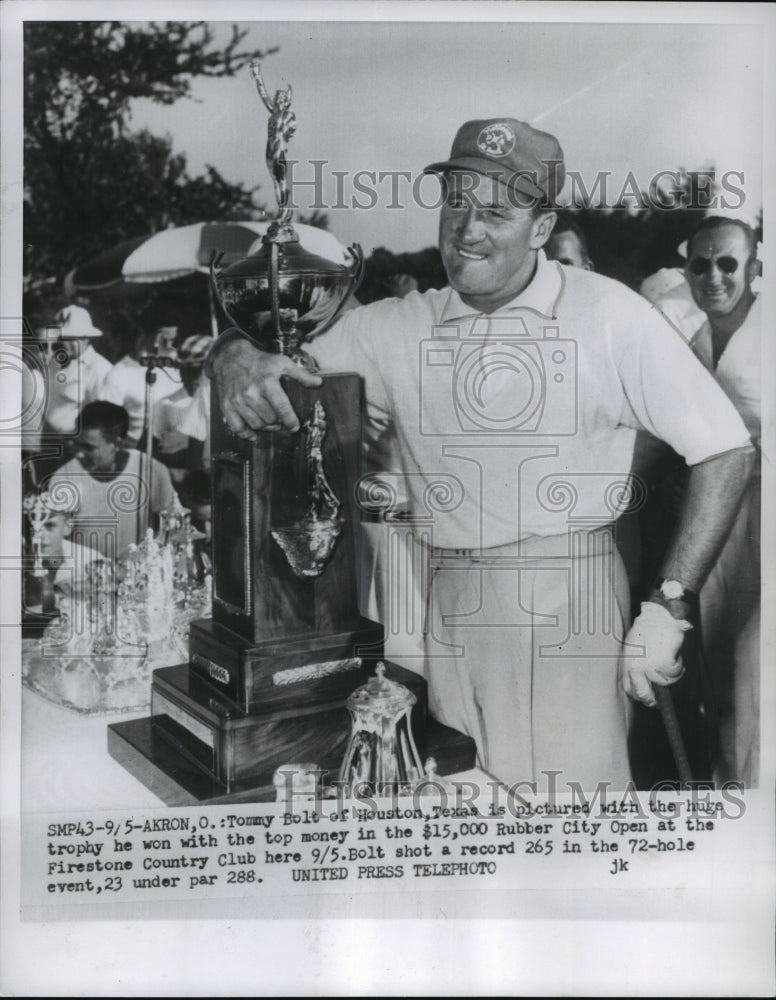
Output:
[108, 63, 474, 803]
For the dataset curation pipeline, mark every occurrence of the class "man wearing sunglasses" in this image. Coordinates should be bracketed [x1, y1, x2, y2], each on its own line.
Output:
[683, 216, 761, 786]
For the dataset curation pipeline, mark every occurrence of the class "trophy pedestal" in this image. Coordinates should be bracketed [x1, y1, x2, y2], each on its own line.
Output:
[188, 616, 384, 711]
[108, 658, 476, 805]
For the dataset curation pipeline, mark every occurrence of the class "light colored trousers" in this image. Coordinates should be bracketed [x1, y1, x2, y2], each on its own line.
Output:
[423, 528, 633, 793]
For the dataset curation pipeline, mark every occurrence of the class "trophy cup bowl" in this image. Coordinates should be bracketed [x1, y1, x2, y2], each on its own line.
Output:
[211, 224, 363, 362]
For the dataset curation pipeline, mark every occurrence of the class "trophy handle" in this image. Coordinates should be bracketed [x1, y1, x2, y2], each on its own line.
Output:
[209, 249, 240, 333]
[348, 242, 365, 298]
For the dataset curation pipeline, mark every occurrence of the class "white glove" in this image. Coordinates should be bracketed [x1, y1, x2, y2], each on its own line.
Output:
[619, 601, 692, 707]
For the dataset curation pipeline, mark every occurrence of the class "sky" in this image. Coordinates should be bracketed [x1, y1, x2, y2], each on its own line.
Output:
[127, 15, 766, 256]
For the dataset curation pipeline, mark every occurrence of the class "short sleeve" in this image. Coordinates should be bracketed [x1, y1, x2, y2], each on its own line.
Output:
[151, 459, 176, 511]
[615, 307, 752, 465]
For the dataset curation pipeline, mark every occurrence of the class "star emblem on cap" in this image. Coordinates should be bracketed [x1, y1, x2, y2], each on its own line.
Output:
[477, 123, 516, 157]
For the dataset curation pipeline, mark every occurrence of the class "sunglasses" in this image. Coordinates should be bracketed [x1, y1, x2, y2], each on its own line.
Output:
[687, 256, 741, 276]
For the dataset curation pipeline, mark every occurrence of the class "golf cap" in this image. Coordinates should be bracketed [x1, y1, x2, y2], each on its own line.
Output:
[424, 118, 565, 206]
[54, 304, 102, 339]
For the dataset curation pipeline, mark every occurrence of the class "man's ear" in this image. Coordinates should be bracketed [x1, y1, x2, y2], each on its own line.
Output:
[62, 517, 72, 539]
[747, 257, 761, 283]
[531, 211, 557, 249]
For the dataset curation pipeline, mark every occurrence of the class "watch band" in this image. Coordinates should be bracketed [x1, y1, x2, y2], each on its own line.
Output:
[655, 577, 698, 603]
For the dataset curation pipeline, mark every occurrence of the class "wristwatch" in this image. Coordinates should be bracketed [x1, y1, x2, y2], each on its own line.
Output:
[656, 578, 696, 602]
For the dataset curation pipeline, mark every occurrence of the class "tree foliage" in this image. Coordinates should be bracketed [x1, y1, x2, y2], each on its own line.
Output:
[24, 21, 276, 291]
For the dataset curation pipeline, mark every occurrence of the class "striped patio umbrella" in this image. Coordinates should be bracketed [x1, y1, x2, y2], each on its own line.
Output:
[64, 221, 351, 292]
[63, 221, 353, 338]
[63, 221, 273, 292]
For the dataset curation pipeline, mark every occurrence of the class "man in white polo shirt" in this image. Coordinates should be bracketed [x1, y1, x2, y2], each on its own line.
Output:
[683, 216, 761, 786]
[99, 329, 181, 446]
[39, 304, 112, 440]
[209, 118, 754, 792]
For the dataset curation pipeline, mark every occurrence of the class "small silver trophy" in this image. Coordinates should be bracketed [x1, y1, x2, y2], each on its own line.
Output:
[339, 663, 425, 797]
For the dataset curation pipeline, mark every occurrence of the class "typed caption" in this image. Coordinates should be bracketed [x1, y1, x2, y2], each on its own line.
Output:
[24, 782, 749, 910]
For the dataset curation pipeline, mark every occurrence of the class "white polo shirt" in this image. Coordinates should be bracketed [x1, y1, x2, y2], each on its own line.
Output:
[43, 343, 112, 436]
[308, 252, 751, 550]
[99, 355, 182, 444]
[690, 294, 760, 444]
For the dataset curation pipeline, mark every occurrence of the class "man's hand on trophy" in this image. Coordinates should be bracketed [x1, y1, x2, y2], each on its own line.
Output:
[213, 338, 322, 436]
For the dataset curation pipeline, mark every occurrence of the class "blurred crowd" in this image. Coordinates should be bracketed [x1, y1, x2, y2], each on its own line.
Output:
[21, 304, 213, 653]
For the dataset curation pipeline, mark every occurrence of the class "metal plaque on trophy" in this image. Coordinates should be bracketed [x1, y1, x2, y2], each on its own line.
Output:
[108, 62, 475, 803]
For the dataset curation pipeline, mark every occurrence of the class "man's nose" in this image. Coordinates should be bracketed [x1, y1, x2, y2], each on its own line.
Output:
[456, 207, 484, 242]
[705, 260, 727, 282]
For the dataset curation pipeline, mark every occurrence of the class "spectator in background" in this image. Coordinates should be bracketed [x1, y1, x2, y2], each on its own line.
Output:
[153, 335, 211, 486]
[683, 216, 761, 787]
[30, 306, 112, 480]
[639, 216, 761, 344]
[23, 497, 104, 607]
[44, 401, 177, 561]
[99, 329, 181, 446]
[545, 215, 593, 270]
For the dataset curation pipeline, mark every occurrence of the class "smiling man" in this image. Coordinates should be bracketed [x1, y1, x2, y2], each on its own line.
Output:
[209, 118, 755, 792]
[683, 216, 761, 785]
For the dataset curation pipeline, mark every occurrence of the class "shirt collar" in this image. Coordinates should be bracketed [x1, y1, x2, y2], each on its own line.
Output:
[691, 293, 760, 347]
[439, 250, 565, 323]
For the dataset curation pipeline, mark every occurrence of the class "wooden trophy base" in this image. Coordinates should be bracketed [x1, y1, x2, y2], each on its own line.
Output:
[188, 615, 385, 712]
[108, 661, 477, 805]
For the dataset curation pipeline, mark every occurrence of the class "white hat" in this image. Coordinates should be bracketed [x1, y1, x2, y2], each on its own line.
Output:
[55, 304, 102, 339]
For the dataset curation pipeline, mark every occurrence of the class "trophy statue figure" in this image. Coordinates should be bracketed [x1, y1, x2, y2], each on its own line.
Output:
[271, 401, 344, 578]
[251, 62, 296, 230]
